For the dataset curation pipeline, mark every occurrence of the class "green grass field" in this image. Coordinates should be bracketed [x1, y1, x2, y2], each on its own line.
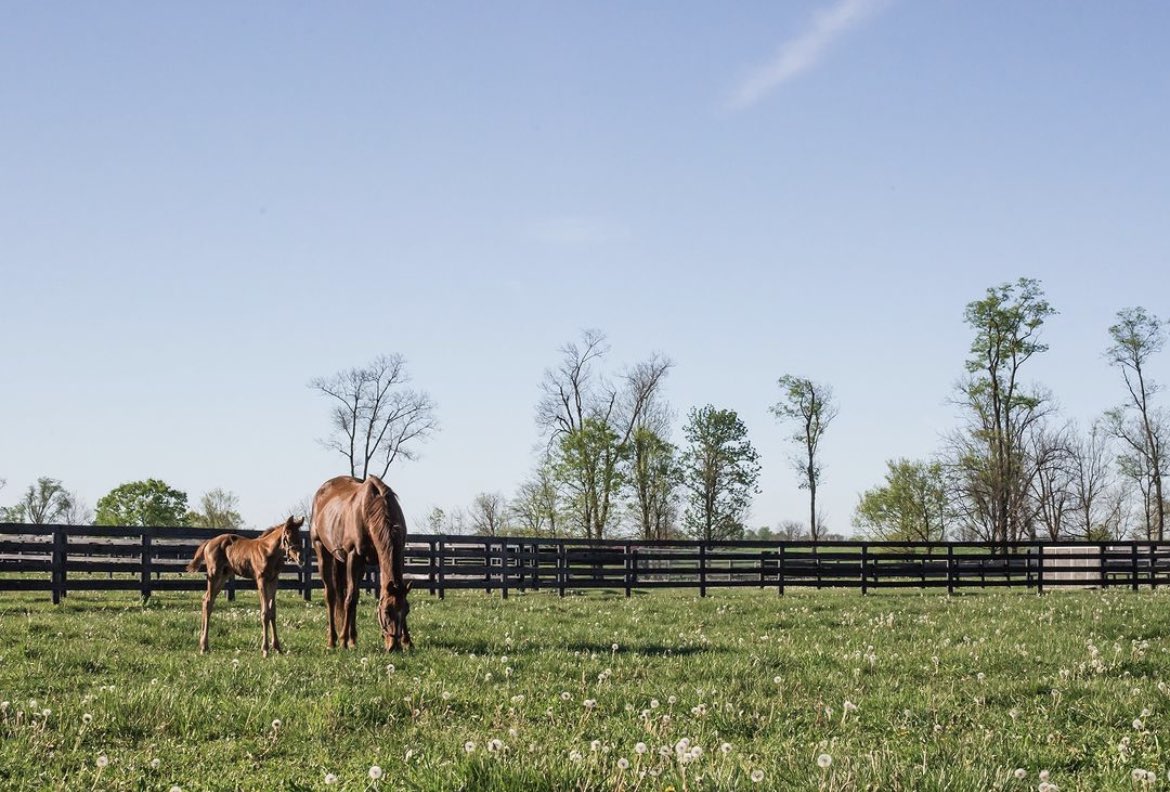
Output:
[2, 584, 1169, 791]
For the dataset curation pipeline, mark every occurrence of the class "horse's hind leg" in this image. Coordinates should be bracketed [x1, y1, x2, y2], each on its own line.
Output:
[255, 577, 272, 657]
[200, 574, 225, 654]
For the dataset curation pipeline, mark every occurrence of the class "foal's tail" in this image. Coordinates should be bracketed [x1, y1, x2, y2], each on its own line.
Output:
[186, 541, 209, 573]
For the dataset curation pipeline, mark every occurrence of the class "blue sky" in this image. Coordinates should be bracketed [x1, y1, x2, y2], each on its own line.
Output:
[1, 2, 1167, 533]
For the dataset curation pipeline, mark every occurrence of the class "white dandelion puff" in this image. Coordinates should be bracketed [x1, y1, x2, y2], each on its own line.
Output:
[817, 753, 832, 769]
[368, 765, 383, 780]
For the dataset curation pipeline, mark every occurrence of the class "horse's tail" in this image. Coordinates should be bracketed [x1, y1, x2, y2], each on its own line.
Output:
[186, 540, 209, 573]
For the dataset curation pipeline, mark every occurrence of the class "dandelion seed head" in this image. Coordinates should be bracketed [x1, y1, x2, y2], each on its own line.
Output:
[96, 755, 109, 768]
[324, 773, 338, 785]
[817, 753, 832, 769]
[635, 742, 647, 755]
[464, 741, 476, 754]
[368, 765, 383, 780]
[617, 757, 630, 770]
[751, 769, 765, 783]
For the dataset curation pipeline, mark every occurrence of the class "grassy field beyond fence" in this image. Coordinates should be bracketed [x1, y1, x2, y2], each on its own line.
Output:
[2, 586, 1169, 791]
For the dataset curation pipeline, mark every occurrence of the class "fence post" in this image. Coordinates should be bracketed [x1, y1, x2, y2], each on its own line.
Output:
[946, 544, 955, 596]
[699, 543, 707, 598]
[625, 542, 632, 598]
[1132, 542, 1140, 592]
[51, 526, 65, 605]
[501, 541, 509, 600]
[778, 544, 785, 597]
[140, 529, 153, 601]
[301, 544, 312, 602]
[1037, 546, 1045, 595]
[484, 540, 493, 596]
[861, 543, 869, 595]
[1099, 542, 1108, 589]
[1151, 543, 1158, 590]
[436, 538, 446, 600]
[558, 543, 566, 598]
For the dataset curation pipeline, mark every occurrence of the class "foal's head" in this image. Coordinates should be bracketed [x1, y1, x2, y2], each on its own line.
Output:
[279, 516, 305, 567]
[377, 581, 412, 651]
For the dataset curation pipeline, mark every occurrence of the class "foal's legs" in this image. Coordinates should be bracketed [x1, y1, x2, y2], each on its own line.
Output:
[255, 577, 274, 657]
[199, 574, 226, 654]
[342, 551, 362, 648]
[266, 578, 284, 654]
[314, 541, 340, 648]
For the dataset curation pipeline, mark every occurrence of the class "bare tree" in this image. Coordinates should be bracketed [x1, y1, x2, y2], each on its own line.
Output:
[1066, 420, 1119, 540]
[771, 376, 838, 541]
[1106, 307, 1167, 539]
[4, 478, 74, 524]
[310, 354, 438, 480]
[469, 492, 509, 536]
[1028, 423, 1075, 540]
[537, 330, 672, 539]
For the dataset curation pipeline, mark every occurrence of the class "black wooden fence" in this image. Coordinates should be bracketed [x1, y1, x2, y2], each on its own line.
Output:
[3, 522, 1169, 604]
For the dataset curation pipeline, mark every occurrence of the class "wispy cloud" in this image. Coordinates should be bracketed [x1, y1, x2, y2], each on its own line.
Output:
[526, 216, 628, 246]
[727, 0, 887, 110]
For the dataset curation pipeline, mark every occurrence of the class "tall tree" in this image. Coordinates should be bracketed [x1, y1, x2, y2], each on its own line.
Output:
[771, 376, 838, 541]
[469, 492, 509, 536]
[950, 278, 1056, 545]
[628, 425, 681, 540]
[2, 478, 74, 524]
[95, 479, 190, 527]
[679, 406, 761, 541]
[310, 353, 438, 480]
[511, 457, 562, 537]
[854, 459, 949, 542]
[1105, 307, 1167, 540]
[189, 488, 245, 530]
[1067, 420, 1121, 540]
[537, 330, 671, 539]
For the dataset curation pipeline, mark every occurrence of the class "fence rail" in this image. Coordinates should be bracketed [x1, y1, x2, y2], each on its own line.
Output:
[2, 522, 1168, 603]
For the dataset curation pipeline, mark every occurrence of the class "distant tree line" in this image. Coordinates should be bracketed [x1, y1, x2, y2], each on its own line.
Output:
[6, 279, 1165, 545]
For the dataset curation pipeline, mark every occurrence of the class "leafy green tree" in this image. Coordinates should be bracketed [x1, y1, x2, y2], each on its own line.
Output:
[771, 375, 838, 541]
[95, 479, 190, 527]
[950, 278, 1056, 545]
[511, 457, 563, 537]
[1105, 307, 1167, 540]
[680, 406, 761, 541]
[556, 417, 628, 539]
[854, 459, 949, 542]
[629, 425, 681, 540]
[188, 488, 244, 530]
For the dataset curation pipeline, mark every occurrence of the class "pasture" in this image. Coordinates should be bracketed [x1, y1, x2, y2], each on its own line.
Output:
[1, 587, 1169, 791]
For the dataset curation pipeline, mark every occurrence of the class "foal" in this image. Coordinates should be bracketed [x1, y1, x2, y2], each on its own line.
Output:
[186, 516, 304, 656]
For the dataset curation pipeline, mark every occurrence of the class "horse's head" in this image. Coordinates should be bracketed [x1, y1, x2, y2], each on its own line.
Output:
[377, 580, 412, 651]
[281, 516, 305, 567]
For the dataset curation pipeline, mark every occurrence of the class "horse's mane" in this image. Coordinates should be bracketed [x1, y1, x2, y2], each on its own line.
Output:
[364, 477, 404, 582]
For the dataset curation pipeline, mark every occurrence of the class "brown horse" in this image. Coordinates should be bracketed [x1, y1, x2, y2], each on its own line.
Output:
[186, 516, 304, 656]
[311, 475, 411, 651]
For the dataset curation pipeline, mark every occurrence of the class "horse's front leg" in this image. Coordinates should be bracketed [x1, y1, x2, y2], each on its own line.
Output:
[342, 551, 362, 649]
[268, 579, 284, 654]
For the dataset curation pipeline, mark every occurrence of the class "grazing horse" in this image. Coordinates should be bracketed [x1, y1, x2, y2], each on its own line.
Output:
[186, 516, 304, 656]
[311, 475, 412, 651]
